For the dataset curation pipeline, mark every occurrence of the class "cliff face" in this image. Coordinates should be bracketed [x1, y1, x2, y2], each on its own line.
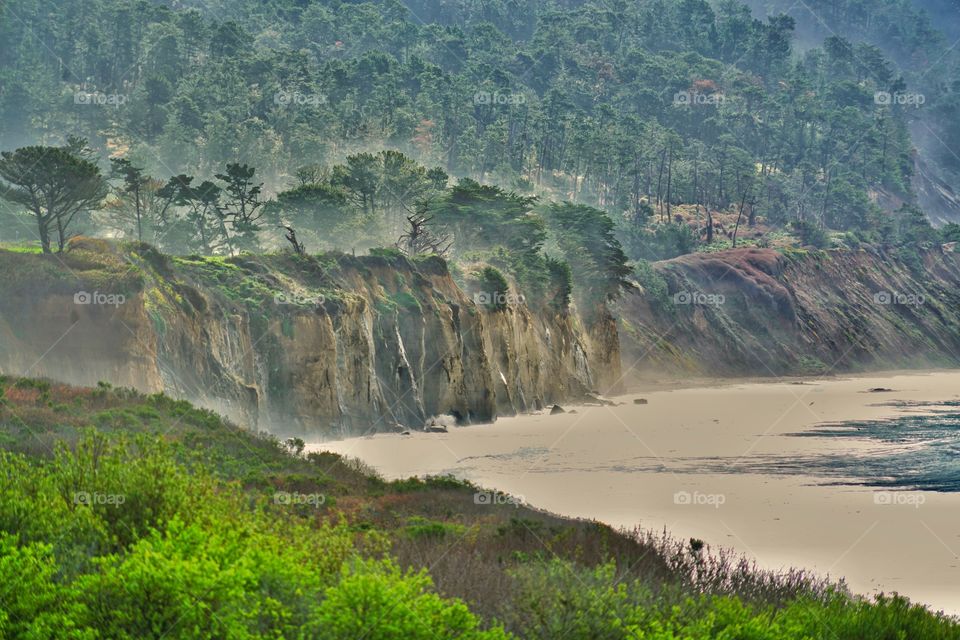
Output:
[0, 241, 609, 438]
[618, 246, 960, 378]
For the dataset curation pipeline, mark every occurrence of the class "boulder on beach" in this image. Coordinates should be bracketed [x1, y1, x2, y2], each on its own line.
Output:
[550, 404, 566, 415]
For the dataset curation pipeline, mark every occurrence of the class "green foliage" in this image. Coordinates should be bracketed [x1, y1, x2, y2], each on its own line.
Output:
[894, 204, 939, 247]
[790, 220, 831, 249]
[619, 221, 700, 262]
[503, 560, 648, 638]
[941, 223, 960, 243]
[0, 0, 941, 248]
[429, 178, 543, 258]
[270, 182, 353, 251]
[633, 260, 670, 309]
[303, 559, 511, 639]
[0, 431, 479, 639]
[545, 203, 632, 308]
[544, 256, 573, 311]
[475, 266, 511, 311]
[403, 516, 466, 540]
[0, 142, 108, 253]
[502, 560, 960, 640]
[0, 535, 88, 639]
[0, 379, 958, 639]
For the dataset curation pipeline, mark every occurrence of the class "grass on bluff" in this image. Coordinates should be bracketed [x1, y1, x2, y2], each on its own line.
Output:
[1, 376, 958, 639]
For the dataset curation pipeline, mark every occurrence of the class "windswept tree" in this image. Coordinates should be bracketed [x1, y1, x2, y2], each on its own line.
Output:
[109, 158, 154, 242]
[0, 144, 108, 253]
[378, 150, 432, 234]
[186, 181, 226, 254]
[102, 174, 166, 243]
[396, 210, 452, 257]
[156, 175, 225, 254]
[269, 182, 351, 251]
[216, 163, 265, 252]
[292, 164, 329, 188]
[331, 153, 380, 217]
[427, 178, 541, 256]
[544, 202, 631, 309]
[155, 174, 199, 251]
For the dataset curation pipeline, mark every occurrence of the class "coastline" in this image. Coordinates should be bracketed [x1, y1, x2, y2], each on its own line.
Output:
[310, 369, 960, 615]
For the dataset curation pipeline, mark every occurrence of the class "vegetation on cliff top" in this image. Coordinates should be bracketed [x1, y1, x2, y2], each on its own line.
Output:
[3, 0, 960, 299]
[0, 376, 958, 638]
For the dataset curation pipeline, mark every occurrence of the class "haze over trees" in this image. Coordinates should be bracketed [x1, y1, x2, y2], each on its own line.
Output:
[2, 0, 959, 253]
[2, 1, 960, 638]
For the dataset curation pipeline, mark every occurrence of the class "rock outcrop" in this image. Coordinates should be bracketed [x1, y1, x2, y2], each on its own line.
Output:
[0, 240, 612, 438]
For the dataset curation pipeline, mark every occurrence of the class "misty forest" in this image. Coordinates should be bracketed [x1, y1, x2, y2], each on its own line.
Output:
[2, 0, 960, 638]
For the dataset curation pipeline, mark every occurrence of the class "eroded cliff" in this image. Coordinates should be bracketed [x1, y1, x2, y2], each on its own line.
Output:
[0, 240, 613, 437]
[618, 246, 960, 377]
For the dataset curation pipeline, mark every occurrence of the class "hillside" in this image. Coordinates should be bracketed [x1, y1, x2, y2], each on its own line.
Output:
[1, 375, 959, 638]
[620, 245, 960, 377]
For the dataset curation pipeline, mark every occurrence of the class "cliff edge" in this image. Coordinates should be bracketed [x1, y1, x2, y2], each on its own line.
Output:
[618, 246, 960, 377]
[0, 240, 616, 437]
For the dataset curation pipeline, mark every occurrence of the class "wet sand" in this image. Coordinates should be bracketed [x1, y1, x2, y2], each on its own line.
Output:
[309, 370, 960, 615]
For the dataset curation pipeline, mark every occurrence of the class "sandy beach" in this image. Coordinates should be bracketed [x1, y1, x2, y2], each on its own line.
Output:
[310, 370, 960, 615]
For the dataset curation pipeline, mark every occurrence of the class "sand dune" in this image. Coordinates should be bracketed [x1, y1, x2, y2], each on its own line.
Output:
[311, 370, 960, 615]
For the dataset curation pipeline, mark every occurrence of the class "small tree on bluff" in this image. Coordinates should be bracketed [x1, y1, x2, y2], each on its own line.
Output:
[0, 144, 108, 253]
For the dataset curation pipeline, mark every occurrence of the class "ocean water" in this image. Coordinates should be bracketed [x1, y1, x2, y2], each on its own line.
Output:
[684, 401, 960, 492]
[784, 401, 960, 492]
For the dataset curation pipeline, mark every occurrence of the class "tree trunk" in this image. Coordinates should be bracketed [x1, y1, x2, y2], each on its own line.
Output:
[55, 213, 66, 253]
[732, 192, 747, 248]
[37, 214, 51, 254]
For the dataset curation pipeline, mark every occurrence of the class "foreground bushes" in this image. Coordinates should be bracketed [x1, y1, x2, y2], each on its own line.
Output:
[500, 560, 960, 639]
[0, 425, 958, 638]
[0, 435, 506, 639]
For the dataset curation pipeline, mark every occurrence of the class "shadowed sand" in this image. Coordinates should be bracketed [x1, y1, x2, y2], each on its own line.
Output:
[310, 370, 960, 615]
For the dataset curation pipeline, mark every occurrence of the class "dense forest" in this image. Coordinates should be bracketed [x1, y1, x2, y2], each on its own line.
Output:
[2, 0, 960, 270]
[745, 0, 960, 222]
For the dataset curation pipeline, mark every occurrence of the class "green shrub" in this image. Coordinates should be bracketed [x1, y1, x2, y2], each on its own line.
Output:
[619, 221, 699, 262]
[303, 559, 512, 639]
[633, 260, 670, 309]
[0, 535, 87, 639]
[475, 266, 511, 311]
[790, 220, 830, 249]
[503, 560, 648, 639]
